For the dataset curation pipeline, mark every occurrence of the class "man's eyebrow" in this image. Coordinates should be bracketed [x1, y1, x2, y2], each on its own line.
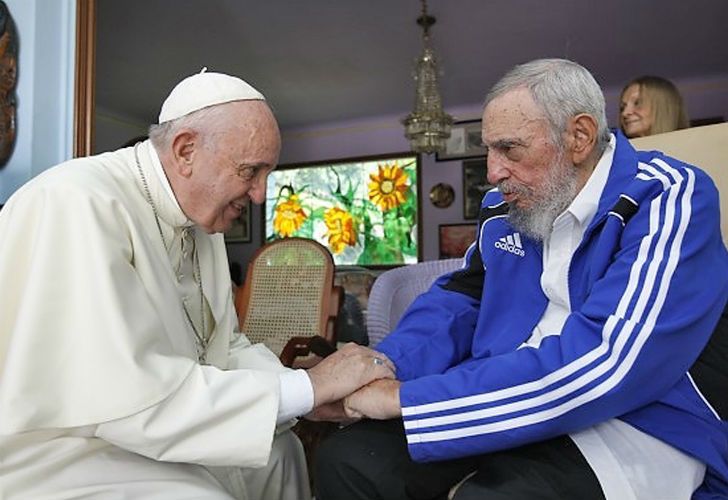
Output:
[486, 138, 527, 149]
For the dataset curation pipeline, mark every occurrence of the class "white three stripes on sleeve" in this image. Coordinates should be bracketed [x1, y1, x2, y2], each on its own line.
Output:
[404, 159, 696, 444]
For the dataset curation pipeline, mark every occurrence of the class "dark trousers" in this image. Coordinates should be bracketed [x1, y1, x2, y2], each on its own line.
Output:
[314, 419, 606, 500]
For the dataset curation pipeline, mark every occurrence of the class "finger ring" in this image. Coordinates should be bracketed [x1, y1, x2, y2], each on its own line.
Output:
[373, 357, 384, 366]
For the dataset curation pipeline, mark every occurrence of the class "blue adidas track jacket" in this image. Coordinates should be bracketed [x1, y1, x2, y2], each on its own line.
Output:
[376, 132, 728, 498]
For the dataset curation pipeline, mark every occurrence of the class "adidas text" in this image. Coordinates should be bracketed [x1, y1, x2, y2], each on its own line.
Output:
[494, 233, 525, 257]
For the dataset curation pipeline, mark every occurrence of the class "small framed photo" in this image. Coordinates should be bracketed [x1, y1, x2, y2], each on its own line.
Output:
[462, 158, 492, 220]
[224, 204, 252, 243]
[436, 120, 487, 162]
[439, 223, 477, 259]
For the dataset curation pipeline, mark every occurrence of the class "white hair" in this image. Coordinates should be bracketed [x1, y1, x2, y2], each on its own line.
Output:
[148, 104, 231, 151]
[485, 59, 610, 153]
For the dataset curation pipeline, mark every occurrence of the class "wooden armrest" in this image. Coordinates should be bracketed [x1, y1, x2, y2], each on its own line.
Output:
[325, 285, 345, 343]
[280, 335, 336, 367]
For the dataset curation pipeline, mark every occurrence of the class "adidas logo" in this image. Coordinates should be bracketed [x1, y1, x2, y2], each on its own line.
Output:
[494, 232, 525, 257]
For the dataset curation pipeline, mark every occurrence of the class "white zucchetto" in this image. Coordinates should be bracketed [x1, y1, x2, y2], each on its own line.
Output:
[158, 68, 265, 124]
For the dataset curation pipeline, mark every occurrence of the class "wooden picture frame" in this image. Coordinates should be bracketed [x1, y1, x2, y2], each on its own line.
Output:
[224, 204, 252, 243]
[438, 223, 477, 259]
[436, 119, 487, 162]
[74, 0, 96, 158]
[462, 157, 491, 220]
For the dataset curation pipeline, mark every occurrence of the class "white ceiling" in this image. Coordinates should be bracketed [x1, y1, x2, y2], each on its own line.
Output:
[96, 0, 728, 131]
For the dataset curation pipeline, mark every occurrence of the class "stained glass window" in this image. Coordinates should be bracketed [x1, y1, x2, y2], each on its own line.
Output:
[265, 153, 420, 266]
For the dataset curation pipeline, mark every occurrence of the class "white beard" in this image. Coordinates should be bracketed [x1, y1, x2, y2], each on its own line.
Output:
[502, 158, 579, 242]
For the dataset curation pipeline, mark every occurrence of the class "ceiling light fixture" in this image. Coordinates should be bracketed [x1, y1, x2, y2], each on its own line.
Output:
[402, 0, 453, 155]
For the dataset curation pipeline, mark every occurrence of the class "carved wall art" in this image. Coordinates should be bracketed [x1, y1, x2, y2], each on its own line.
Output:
[0, 1, 17, 168]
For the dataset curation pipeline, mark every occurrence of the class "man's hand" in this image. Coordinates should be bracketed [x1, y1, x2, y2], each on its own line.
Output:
[306, 343, 395, 407]
[344, 379, 402, 420]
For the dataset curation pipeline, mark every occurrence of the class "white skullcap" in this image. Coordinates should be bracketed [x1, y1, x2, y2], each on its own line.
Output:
[158, 68, 265, 124]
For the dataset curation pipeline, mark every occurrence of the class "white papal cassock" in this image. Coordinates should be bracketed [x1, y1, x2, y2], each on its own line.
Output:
[0, 141, 309, 499]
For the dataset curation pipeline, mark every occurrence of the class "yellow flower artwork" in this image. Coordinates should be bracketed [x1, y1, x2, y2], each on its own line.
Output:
[368, 163, 409, 211]
[323, 207, 357, 254]
[264, 155, 419, 266]
[273, 194, 307, 237]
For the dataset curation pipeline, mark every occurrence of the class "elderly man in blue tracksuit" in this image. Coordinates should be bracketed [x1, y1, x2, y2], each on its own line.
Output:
[315, 59, 728, 500]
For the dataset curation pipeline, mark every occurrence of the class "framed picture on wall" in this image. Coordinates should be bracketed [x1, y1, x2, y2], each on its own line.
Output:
[462, 158, 492, 219]
[439, 223, 477, 259]
[436, 120, 487, 162]
[224, 204, 252, 243]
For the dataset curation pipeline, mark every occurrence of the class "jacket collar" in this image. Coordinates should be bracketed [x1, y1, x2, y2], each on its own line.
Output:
[589, 129, 640, 229]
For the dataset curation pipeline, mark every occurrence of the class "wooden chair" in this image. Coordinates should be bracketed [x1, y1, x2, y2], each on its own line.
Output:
[234, 237, 343, 491]
[234, 237, 343, 367]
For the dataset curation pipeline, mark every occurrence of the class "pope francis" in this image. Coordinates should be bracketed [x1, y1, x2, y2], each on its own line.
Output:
[0, 71, 394, 499]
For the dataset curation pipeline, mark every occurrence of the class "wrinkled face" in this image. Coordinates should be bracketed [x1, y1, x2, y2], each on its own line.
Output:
[619, 84, 653, 138]
[482, 88, 578, 241]
[483, 87, 563, 209]
[184, 101, 281, 234]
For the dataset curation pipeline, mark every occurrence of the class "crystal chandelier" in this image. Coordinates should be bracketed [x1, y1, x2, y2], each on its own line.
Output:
[402, 0, 453, 155]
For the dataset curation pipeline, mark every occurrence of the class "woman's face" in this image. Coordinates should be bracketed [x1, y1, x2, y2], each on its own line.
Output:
[620, 84, 653, 138]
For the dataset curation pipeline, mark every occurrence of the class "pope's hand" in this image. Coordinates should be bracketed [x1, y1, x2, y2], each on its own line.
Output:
[344, 378, 402, 420]
[306, 343, 395, 407]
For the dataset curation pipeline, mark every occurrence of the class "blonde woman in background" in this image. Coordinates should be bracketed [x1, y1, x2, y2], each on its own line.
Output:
[619, 75, 689, 138]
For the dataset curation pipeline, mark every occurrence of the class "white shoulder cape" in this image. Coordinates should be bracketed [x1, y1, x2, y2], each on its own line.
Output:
[0, 145, 269, 433]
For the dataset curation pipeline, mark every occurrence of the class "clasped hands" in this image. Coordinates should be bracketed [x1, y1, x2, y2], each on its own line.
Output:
[305, 342, 402, 423]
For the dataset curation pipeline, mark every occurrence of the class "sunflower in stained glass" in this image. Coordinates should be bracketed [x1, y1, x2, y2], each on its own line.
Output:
[273, 194, 307, 237]
[368, 163, 409, 211]
[323, 207, 357, 254]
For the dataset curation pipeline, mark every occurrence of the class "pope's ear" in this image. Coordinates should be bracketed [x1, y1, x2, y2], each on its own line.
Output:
[169, 129, 197, 178]
[568, 113, 598, 165]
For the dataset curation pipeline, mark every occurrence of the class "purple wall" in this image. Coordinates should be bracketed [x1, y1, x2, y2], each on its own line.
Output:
[227, 74, 728, 274]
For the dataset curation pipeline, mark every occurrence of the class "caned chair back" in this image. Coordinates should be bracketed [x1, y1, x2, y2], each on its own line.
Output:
[630, 122, 728, 245]
[235, 238, 338, 359]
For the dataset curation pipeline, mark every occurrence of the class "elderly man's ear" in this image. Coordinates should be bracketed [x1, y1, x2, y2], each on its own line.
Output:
[567, 113, 598, 166]
[170, 129, 198, 178]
